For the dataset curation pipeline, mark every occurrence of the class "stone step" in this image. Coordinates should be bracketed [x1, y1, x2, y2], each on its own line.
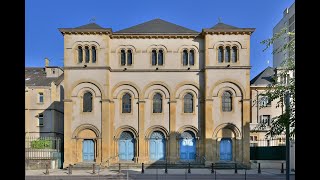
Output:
[212, 163, 248, 169]
[108, 162, 206, 170]
[67, 163, 101, 170]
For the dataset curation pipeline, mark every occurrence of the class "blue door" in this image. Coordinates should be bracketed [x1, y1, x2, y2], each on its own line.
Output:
[180, 131, 196, 160]
[119, 131, 134, 161]
[220, 138, 232, 161]
[83, 140, 94, 162]
[149, 131, 166, 160]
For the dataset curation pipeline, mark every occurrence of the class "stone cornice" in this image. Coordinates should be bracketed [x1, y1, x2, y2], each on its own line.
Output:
[63, 66, 111, 70]
[111, 33, 201, 39]
[58, 28, 112, 35]
[202, 28, 255, 35]
[205, 66, 251, 69]
[111, 69, 202, 72]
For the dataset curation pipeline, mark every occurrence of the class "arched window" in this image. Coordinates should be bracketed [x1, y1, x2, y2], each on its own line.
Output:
[83, 92, 93, 112]
[85, 46, 90, 63]
[189, 50, 195, 66]
[225, 46, 230, 63]
[127, 49, 132, 65]
[232, 46, 237, 63]
[183, 49, 188, 66]
[218, 46, 224, 63]
[184, 93, 193, 113]
[78, 46, 83, 63]
[92, 46, 96, 63]
[121, 49, 126, 66]
[122, 93, 131, 113]
[158, 50, 163, 65]
[153, 93, 162, 113]
[222, 91, 232, 112]
[152, 50, 157, 65]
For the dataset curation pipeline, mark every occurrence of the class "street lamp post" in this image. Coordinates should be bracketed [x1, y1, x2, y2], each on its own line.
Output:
[285, 91, 290, 180]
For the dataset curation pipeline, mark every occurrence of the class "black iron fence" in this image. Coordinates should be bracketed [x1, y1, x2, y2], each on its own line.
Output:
[25, 136, 63, 169]
[250, 138, 295, 160]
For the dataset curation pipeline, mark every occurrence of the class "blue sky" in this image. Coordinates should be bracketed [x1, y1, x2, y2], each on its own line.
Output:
[25, 0, 294, 79]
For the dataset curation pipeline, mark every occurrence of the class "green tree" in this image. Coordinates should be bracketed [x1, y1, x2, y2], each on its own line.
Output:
[256, 28, 295, 138]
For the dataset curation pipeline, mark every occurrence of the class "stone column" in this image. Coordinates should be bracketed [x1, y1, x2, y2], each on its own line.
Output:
[168, 100, 177, 163]
[138, 100, 146, 163]
[242, 99, 251, 166]
[101, 100, 111, 163]
[204, 99, 214, 164]
[63, 99, 73, 168]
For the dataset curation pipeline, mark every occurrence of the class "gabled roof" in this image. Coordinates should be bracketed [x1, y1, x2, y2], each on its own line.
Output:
[202, 22, 255, 34]
[25, 67, 62, 87]
[114, 18, 199, 34]
[58, 23, 112, 34]
[75, 23, 104, 29]
[210, 23, 239, 29]
[250, 66, 275, 86]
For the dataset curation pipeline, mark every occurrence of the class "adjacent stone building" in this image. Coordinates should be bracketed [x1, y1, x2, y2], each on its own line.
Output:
[25, 59, 64, 138]
[58, 18, 255, 168]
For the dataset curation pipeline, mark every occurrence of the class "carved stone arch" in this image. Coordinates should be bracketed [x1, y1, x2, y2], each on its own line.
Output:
[231, 41, 244, 49]
[209, 80, 245, 98]
[145, 88, 169, 101]
[178, 89, 198, 101]
[177, 125, 199, 138]
[112, 81, 141, 99]
[145, 126, 169, 139]
[72, 124, 101, 138]
[213, 41, 225, 49]
[113, 85, 139, 99]
[146, 44, 168, 53]
[174, 82, 200, 99]
[216, 87, 238, 98]
[114, 125, 138, 140]
[212, 123, 241, 139]
[71, 81, 103, 98]
[142, 81, 172, 99]
[177, 45, 199, 53]
[115, 45, 137, 53]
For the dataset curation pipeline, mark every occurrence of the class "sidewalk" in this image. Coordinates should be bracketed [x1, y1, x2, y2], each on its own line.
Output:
[26, 167, 294, 176]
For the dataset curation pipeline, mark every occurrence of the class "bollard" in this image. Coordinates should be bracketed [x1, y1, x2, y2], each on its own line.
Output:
[141, 163, 144, 174]
[188, 163, 191, 173]
[92, 163, 96, 174]
[211, 163, 214, 174]
[165, 162, 168, 174]
[281, 162, 284, 173]
[245, 168, 247, 180]
[68, 164, 72, 175]
[119, 163, 121, 173]
[258, 163, 261, 174]
[234, 163, 237, 174]
[214, 169, 216, 180]
[45, 163, 49, 175]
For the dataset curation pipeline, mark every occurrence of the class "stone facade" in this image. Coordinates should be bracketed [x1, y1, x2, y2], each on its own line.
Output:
[59, 19, 255, 168]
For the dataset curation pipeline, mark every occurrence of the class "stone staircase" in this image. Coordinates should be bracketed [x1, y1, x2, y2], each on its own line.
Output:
[211, 162, 249, 169]
[67, 162, 101, 170]
[108, 162, 206, 170]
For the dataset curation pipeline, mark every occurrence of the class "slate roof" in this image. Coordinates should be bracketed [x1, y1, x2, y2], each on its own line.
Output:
[203, 22, 255, 33]
[210, 23, 239, 29]
[75, 23, 104, 29]
[250, 66, 275, 86]
[25, 67, 63, 87]
[115, 18, 199, 34]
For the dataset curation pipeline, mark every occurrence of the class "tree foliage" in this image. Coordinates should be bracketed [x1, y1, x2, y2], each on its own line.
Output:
[255, 28, 295, 138]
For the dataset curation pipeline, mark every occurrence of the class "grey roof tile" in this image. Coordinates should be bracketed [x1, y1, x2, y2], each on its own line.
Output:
[25, 67, 61, 87]
[75, 23, 104, 29]
[115, 18, 199, 34]
[211, 23, 239, 29]
[250, 66, 275, 86]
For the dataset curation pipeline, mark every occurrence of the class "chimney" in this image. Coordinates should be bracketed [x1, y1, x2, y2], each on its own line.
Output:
[45, 58, 49, 67]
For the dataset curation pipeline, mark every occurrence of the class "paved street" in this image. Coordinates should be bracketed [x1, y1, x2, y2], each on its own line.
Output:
[26, 174, 295, 180]
[26, 168, 295, 180]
